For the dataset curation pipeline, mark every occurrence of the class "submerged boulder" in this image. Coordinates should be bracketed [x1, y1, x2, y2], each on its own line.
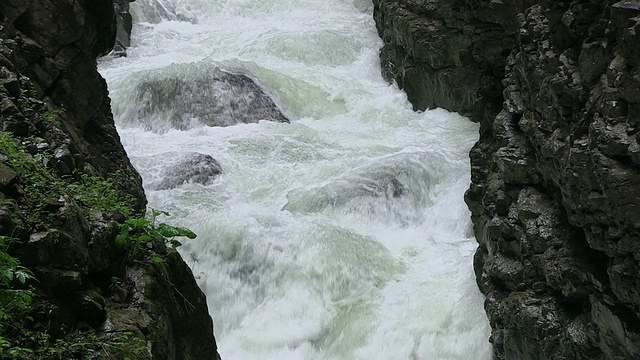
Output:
[283, 152, 444, 223]
[154, 152, 223, 190]
[122, 62, 289, 131]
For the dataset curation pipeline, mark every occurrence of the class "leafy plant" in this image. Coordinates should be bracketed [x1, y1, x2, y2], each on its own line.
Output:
[2, 329, 149, 360]
[65, 171, 137, 217]
[102, 331, 149, 360]
[17, 86, 64, 127]
[0, 236, 36, 357]
[0, 132, 137, 225]
[0, 132, 65, 224]
[116, 210, 196, 263]
[0, 237, 34, 288]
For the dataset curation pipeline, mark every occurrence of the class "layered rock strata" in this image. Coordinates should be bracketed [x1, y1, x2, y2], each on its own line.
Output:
[374, 0, 640, 358]
[0, 1, 220, 358]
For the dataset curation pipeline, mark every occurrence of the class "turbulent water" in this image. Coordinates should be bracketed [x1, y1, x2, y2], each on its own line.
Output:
[99, 0, 492, 358]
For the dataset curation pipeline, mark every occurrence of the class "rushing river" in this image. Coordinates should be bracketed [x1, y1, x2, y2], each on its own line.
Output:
[99, 0, 492, 358]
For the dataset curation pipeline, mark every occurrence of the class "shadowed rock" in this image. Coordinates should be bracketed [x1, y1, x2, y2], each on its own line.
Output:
[113, 0, 134, 56]
[0, 1, 221, 358]
[283, 152, 443, 223]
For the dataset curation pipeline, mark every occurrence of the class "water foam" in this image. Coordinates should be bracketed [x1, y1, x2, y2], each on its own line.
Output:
[100, 0, 493, 358]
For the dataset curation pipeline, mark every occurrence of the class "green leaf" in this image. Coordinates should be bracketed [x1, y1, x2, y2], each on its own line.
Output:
[2, 269, 13, 282]
[169, 240, 182, 248]
[15, 269, 32, 285]
[152, 209, 170, 217]
[125, 218, 148, 227]
[115, 227, 129, 248]
[150, 255, 165, 264]
[157, 223, 197, 239]
[136, 234, 151, 243]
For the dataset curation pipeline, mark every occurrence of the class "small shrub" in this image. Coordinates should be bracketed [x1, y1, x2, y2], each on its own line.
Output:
[116, 209, 196, 263]
[65, 171, 137, 217]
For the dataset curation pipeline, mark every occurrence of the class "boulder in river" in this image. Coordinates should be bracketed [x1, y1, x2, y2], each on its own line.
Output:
[153, 152, 223, 190]
[125, 62, 290, 131]
[283, 151, 444, 223]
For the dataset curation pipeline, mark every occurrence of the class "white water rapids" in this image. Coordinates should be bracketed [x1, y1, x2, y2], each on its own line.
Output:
[99, 0, 493, 358]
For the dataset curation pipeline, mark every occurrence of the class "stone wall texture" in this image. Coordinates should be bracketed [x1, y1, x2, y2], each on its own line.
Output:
[373, 0, 640, 358]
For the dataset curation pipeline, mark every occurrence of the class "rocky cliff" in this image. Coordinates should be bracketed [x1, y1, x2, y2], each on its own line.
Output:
[0, 1, 220, 358]
[374, 0, 640, 358]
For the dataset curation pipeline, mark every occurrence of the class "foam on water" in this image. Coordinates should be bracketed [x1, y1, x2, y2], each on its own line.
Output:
[99, 0, 493, 358]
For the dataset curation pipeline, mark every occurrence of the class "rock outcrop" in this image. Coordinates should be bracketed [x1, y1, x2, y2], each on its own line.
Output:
[114, 0, 135, 56]
[374, 0, 640, 358]
[0, 1, 220, 358]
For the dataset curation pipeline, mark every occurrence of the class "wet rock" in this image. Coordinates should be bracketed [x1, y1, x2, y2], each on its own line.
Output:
[73, 290, 107, 328]
[0, 1, 220, 357]
[87, 220, 121, 274]
[376, 0, 640, 358]
[125, 62, 289, 131]
[106, 252, 222, 360]
[0, 161, 17, 188]
[154, 152, 223, 190]
[372, 0, 537, 121]
[22, 230, 89, 270]
[130, 0, 197, 24]
[284, 172, 406, 213]
[113, 0, 135, 56]
[34, 268, 83, 295]
[283, 151, 440, 223]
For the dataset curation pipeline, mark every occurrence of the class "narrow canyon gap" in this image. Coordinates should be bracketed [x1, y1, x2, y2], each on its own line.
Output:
[100, 0, 493, 358]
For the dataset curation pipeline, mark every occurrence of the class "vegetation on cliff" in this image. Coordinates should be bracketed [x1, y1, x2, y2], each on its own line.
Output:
[0, 0, 220, 358]
[0, 83, 200, 359]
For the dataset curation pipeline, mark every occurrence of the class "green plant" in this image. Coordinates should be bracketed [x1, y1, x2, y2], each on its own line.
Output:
[0, 236, 36, 357]
[2, 329, 149, 360]
[0, 236, 35, 317]
[65, 171, 137, 217]
[0, 237, 34, 289]
[17, 86, 63, 127]
[0, 132, 137, 225]
[0, 132, 65, 225]
[102, 331, 149, 360]
[116, 210, 196, 263]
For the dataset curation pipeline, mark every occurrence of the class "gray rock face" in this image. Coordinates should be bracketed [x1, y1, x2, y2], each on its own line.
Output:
[374, 0, 640, 359]
[373, 0, 537, 121]
[126, 62, 289, 131]
[154, 152, 223, 190]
